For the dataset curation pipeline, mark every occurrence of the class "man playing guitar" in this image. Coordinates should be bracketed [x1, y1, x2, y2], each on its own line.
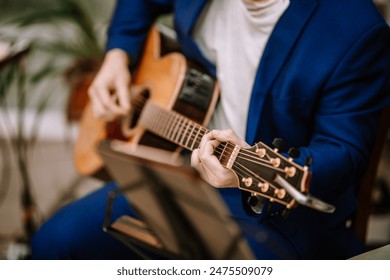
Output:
[32, 0, 390, 259]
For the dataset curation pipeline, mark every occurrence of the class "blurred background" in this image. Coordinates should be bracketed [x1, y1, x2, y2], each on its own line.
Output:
[0, 0, 114, 259]
[0, 0, 389, 260]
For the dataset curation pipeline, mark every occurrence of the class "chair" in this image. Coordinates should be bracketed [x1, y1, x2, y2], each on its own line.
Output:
[352, 104, 390, 243]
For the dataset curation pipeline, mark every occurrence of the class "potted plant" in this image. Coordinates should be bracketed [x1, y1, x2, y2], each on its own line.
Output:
[0, 0, 105, 259]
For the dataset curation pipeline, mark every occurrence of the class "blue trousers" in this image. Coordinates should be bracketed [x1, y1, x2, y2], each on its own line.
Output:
[31, 182, 301, 259]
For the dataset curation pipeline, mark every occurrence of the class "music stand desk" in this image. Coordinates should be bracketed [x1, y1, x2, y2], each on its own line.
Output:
[98, 139, 254, 260]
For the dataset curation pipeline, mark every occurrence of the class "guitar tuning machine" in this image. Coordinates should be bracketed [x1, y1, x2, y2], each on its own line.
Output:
[254, 143, 266, 158]
[287, 147, 300, 159]
[242, 177, 253, 187]
[270, 157, 281, 167]
[281, 208, 291, 219]
[272, 138, 285, 152]
[247, 194, 267, 214]
[284, 166, 297, 177]
[274, 188, 287, 199]
[257, 182, 269, 193]
[305, 156, 313, 168]
[248, 193, 289, 217]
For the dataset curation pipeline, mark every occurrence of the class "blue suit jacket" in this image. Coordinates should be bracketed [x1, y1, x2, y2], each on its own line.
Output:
[106, 0, 390, 258]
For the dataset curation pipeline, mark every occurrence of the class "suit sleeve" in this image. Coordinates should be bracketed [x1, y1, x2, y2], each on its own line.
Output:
[106, 0, 173, 64]
[297, 23, 390, 201]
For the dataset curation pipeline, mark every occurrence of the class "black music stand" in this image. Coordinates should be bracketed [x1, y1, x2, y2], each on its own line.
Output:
[98, 139, 254, 260]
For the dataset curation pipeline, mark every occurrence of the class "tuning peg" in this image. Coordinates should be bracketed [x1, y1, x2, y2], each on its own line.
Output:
[247, 195, 266, 214]
[287, 147, 300, 159]
[247, 195, 259, 207]
[272, 138, 285, 151]
[267, 201, 274, 212]
[281, 208, 290, 219]
[305, 156, 313, 167]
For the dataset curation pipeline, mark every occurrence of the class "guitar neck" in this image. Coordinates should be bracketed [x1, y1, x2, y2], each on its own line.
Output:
[139, 102, 208, 151]
[138, 102, 235, 166]
[138, 101, 310, 208]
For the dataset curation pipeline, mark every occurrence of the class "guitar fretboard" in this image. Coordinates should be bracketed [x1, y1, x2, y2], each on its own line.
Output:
[136, 101, 310, 207]
[138, 102, 234, 166]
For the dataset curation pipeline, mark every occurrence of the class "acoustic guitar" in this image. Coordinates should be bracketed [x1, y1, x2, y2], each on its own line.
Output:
[74, 25, 327, 212]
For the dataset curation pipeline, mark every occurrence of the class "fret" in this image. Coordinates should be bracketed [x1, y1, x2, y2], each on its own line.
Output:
[197, 127, 208, 145]
[139, 102, 210, 152]
[189, 126, 197, 150]
[191, 125, 201, 150]
[150, 106, 158, 131]
[170, 115, 181, 143]
[174, 116, 184, 144]
[160, 109, 172, 138]
[184, 121, 196, 149]
[139, 103, 152, 128]
[160, 110, 170, 136]
[218, 142, 228, 161]
[153, 106, 163, 134]
[164, 111, 176, 140]
[179, 119, 190, 146]
[157, 107, 166, 134]
[166, 112, 176, 139]
[220, 142, 235, 167]
[173, 114, 182, 141]
[165, 113, 175, 140]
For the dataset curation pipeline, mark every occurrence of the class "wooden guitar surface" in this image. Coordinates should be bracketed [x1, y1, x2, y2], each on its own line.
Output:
[74, 26, 218, 177]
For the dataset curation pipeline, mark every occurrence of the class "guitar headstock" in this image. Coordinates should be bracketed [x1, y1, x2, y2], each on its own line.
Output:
[231, 140, 311, 209]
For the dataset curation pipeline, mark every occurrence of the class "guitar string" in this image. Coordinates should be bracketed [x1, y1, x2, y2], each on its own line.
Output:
[233, 161, 278, 191]
[137, 101, 266, 159]
[126, 94, 301, 204]
[131, 96, 259, 157]
[141, 103, 266, 162]
[136, 99, 219, 151]
[233, 163, 287, 203]
[144, 104, 291, 173]
[232, 162, 274, 189]
[143, 106, 300, 198]
[232, 161, 290, 203]
[128, 96, 300, 199]
[132, 95, 238, 153]
[134, 100, 294, 178]
[130, 97, 297, 175]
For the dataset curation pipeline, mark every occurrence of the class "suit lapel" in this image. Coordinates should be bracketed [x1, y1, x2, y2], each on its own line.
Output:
[174, 0, 216, 75]
[246, 0, 318, 144]
[176, 0, 209, 35]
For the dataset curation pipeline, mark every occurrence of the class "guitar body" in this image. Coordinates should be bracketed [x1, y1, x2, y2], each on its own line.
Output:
[74, 26, 219, 177]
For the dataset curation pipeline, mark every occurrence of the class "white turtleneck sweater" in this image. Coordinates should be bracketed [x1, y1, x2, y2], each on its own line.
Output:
[193, 0, 289, 139]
